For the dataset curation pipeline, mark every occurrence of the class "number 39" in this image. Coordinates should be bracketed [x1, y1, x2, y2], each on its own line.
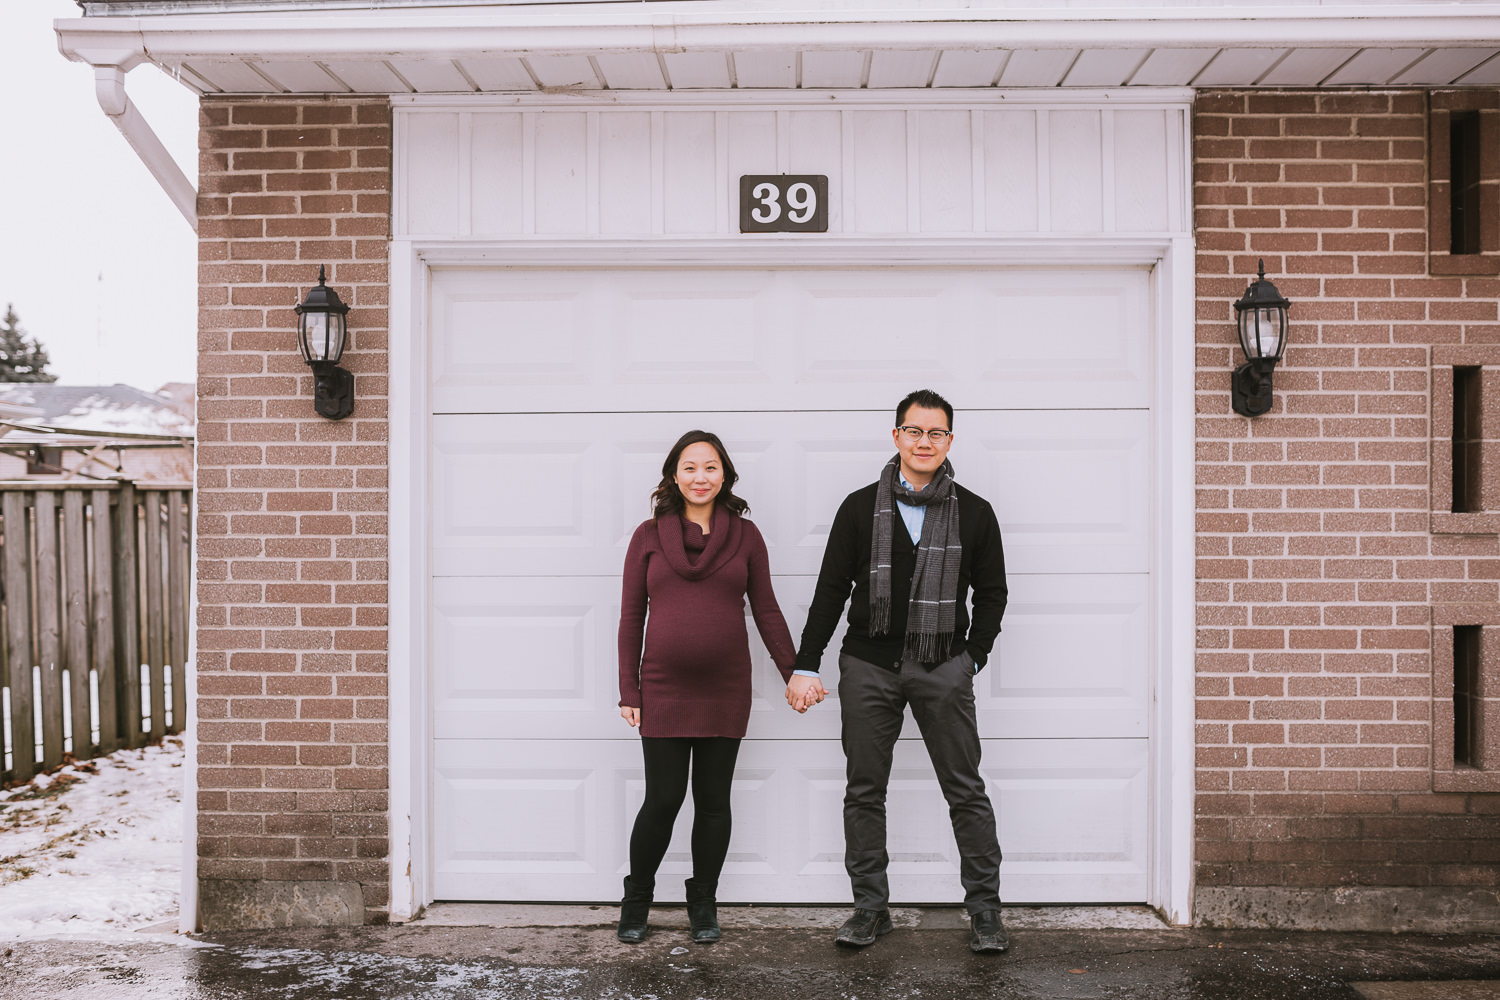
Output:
[751, 181, 818, 225]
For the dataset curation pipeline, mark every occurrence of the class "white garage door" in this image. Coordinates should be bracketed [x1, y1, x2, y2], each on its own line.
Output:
[427, 266, 1154, 904]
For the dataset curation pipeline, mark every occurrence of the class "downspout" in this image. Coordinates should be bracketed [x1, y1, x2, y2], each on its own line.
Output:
[92, 65, 198, 232]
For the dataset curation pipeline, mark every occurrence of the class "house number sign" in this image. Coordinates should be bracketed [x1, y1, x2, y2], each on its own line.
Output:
[739, 174, 829, 233]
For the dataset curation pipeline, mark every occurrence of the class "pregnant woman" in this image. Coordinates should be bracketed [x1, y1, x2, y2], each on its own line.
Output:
[616, 429, 798, 944]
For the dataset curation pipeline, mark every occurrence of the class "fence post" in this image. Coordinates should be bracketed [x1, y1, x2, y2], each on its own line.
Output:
[167, 490, 188, 735]
[144, 490, 166, 743]
[114, 482, 142, 750]
[34, 491, 63, 770]
[91, 488, 118, 753]
[3, 491, 36, 783]
[63, 491, 91, 757]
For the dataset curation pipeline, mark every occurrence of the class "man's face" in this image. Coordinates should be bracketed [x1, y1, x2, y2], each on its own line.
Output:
[892, 404, 953, 483]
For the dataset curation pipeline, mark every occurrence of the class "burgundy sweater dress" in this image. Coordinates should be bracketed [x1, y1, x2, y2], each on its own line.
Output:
[617, 510, 797, 739]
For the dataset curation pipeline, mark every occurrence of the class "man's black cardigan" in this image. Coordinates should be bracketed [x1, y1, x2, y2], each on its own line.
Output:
[794, 480, 1009, 673]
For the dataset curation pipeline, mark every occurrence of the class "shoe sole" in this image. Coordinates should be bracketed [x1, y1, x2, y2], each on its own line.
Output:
[969, 940, 1008, 954]
[834, 922, 894, 948]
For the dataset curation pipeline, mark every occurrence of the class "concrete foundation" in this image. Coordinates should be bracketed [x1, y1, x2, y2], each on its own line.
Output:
[197, 879, 366, 931]
[1195, 887, 1500, 933]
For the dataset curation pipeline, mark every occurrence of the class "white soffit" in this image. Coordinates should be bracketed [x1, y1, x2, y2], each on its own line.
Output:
[932, 51, 1006, 88]
[866, 50, 938, 88]
[1064, 49, 1151, 87]
[998, 50, 1080, 87]
[257, 60, 349, 92]
[731, 51, 797, 88]
[1191, 48, 1286, 86]
[57, 5, 1500, 94]
[1391, 48, 1499, 86]
[1129, 48, 1218, 87]
[460, 57, 535, 91]
[800, 50, 865, 88]
[526, 54, 602, 88]
[1322, 47, 1429, 85]
[1256, 48, 1351, 86]
[1459, 53, 1500, 85]
[661, 51, 732, 88]
[320, 60, 411, 92]
[389, 58, 473, 92]
[592, 52, 666, 89]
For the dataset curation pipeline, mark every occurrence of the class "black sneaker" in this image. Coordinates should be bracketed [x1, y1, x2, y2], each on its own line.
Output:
[834, 908, 894, 947]
[968, 909, 1009, 954]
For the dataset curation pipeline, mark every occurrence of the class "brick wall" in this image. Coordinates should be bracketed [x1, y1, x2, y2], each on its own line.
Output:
[1194, 90, 1500, 897]
[195, 96, 392, 921]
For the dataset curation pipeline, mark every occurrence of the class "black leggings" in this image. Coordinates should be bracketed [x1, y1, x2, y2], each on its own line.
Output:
[628, 736, 742, 891]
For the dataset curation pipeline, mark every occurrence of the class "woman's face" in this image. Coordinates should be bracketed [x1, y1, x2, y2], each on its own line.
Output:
[675, 441, 725, 511]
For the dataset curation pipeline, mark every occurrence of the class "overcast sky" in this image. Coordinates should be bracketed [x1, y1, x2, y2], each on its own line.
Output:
[0, 0, 199, 390]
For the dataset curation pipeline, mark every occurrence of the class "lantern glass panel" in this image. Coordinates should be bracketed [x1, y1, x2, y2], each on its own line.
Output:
[302, 311, 331, 361]
[1239, 306, 1286, 362]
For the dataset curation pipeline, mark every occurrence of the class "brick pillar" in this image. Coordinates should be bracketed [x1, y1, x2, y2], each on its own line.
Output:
[1194, 90, 1500, 930]
[195, 96, 391, 928]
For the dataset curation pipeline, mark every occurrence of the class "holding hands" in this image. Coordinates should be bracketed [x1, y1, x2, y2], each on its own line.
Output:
[785, 674, 827, 714]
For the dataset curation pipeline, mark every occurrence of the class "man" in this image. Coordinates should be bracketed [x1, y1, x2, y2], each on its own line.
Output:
[787, 389, 1009, 954]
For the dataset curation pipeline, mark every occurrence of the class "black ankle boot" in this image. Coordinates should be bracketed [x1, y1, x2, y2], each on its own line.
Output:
[617, 876, 653, 943]
[685, 877, 720, 943]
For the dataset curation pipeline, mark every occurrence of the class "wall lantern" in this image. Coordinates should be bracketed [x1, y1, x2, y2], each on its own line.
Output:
[295, 265, 353, 420]
[1231, 259, 1293, 418]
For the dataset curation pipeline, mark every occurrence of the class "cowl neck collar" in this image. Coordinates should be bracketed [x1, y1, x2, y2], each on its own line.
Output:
[657, 508, 742, 581]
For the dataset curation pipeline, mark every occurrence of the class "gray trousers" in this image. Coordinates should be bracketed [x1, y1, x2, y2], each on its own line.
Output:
[838, 650, 1002, 916]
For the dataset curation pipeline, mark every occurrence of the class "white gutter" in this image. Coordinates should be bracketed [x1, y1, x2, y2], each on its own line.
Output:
[56, 6, 1500, 61]
[58, 36, 198, 233]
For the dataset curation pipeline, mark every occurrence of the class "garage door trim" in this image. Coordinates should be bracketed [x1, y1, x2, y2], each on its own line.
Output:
[386, 235, 1197, 923]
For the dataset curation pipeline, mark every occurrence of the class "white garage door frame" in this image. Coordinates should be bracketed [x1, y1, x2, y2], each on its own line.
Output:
[386, 232, 1196, 924]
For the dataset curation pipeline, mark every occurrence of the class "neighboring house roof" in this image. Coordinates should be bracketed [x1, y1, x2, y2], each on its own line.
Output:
[0, 384, 195, 438]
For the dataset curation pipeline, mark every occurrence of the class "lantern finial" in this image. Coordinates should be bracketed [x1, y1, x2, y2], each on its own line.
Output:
[1257, 258, 1265, 280]
[318, 264, 327, 285]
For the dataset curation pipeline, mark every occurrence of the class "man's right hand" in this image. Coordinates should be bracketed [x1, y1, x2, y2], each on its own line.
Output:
[785, 675, 827, 713]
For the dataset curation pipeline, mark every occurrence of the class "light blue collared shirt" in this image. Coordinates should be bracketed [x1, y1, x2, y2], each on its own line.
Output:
[895, 471, 926, 545]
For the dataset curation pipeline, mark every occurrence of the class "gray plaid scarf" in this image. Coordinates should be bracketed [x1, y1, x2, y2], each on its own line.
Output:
[869, 454, 962, 663]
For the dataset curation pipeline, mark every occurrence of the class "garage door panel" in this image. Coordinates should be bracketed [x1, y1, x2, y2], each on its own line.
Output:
[427, 263, 1159, 906]
[980, 573, 1150, 738]
[619, 284, 777, 382]
[433, 574, 1145, 741]
[430, 267, 1152, 412]
[433, 578, 613, 734]
[432, 411, 1148, 577]
[433, 277, 594, 387]
[431, 738, 1147, 903]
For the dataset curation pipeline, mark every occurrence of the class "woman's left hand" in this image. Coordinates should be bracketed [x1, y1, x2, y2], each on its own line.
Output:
[620, 706, 641, 727]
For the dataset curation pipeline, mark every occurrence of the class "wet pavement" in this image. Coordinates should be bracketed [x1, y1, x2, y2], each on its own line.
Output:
[1, 911, 1498, 999]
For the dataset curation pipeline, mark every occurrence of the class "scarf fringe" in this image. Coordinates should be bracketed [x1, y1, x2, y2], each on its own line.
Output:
[871, 596, 891, 636]
[904, 630, 954, 665]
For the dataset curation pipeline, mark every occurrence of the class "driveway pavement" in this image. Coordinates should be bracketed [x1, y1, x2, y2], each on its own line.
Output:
[2, 905, 1497, 999]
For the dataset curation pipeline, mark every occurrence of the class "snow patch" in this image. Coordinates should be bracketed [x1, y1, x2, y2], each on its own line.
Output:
[43, 400, 193, 437]
[0, 738, 183, 939]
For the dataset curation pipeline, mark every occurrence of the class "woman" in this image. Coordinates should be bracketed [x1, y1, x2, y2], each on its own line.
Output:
[616, 430, 797, 944]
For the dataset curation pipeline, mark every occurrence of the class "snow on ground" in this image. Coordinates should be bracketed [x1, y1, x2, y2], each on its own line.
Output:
[0, 737, 183, 938]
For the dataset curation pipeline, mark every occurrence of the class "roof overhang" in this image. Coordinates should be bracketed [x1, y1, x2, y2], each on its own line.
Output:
[55, 3, 1500, 93]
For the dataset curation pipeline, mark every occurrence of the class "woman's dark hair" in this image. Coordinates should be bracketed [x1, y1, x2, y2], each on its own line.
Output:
[650, 430, 750, 519]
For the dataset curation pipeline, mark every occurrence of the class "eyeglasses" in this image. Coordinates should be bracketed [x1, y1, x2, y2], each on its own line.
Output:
[896, 425, 952, 443]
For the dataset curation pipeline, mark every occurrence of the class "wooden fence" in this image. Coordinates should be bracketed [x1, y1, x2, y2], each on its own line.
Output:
[0, 483, 191, 786]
